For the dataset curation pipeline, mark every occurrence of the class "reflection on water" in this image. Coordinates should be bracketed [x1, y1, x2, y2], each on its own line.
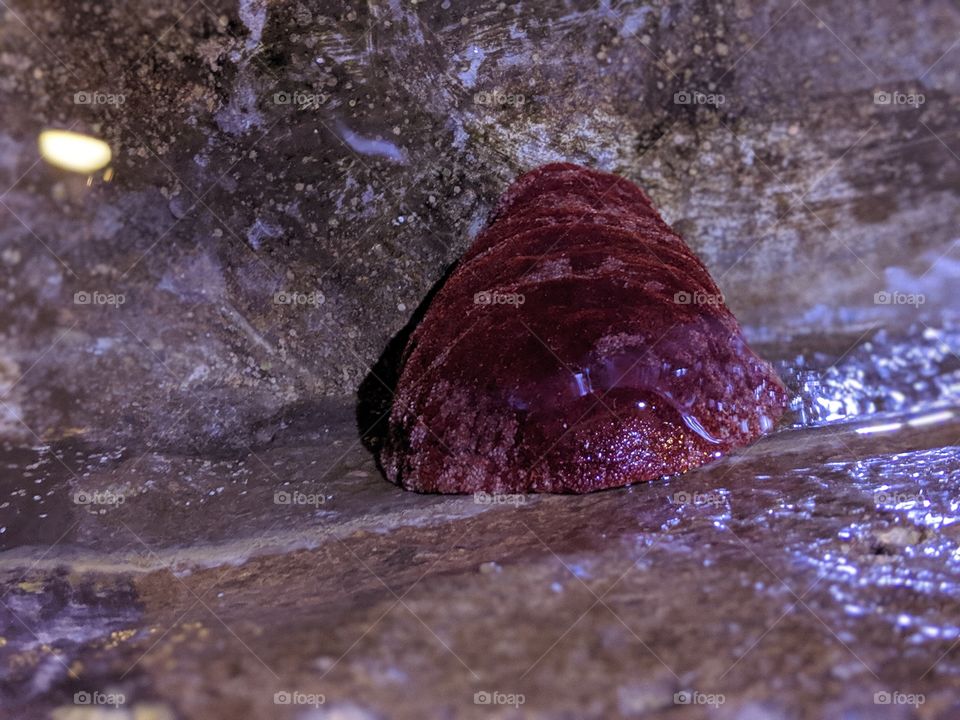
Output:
[650, 320, 960, 664]
[779, 322, 960, 426]
[1, 320, 960, 714]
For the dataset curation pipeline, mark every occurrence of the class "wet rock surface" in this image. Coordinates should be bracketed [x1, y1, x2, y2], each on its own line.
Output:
[1, 0, 960, 718]
[3, 396, 960, 719]
[0, 0, 958, 448]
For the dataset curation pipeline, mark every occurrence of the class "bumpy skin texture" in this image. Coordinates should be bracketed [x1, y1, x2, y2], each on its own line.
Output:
[382, 163, 788, 494]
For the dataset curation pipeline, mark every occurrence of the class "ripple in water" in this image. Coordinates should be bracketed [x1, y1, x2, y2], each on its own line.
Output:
[777, 322, 960, 427]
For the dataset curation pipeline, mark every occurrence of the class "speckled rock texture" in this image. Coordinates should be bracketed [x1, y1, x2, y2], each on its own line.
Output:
[2, 2, 960, 717]
[4, 397, 960, 719]
[0, 0, 958, 451]
[384, 163, 787, 493]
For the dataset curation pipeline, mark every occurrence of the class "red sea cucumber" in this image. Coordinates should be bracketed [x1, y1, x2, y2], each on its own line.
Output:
[382, 163, 788, 493]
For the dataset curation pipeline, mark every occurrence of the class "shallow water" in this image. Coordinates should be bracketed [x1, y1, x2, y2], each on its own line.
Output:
[776, 322, 960, 428]
[2, 321, 960, 718]
[2, 322, 957, 558]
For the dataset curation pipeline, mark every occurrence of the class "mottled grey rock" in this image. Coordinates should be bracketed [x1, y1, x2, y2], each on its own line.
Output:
[2, 2, 960, 718]
[0, 0, 957, 450]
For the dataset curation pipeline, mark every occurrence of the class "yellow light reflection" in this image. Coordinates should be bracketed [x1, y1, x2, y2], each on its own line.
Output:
[38, 129, 112, 173]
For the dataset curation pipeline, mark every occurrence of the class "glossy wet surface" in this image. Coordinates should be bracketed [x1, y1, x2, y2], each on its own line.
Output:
[384, 163, 788, 493]
[2, 0, 959, 456]
[3, 0, 960, 717]
[2, 324, 959, 719]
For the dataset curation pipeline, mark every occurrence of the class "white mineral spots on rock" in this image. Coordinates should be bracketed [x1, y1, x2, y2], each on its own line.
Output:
[617, 6, 656, 37]
[91, 337, 115, 356]
[508, 23, 526, 41]
[456, 45, 487, 88]
[246, 217, 283, 250]
[476, 108, 637, 171]
[464, 208, 488, 241]
[216, 0, 267, 134]
[215, 75, 265, 136]
[315, 30, 367, 67]
[386, 0, 426, 46]
[183, 364, 211, 386]
[237, 0, 266, 49]
[445, 115, 470, 150]
[337, 124, 408, 164]
[0, 355, 27, 440]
